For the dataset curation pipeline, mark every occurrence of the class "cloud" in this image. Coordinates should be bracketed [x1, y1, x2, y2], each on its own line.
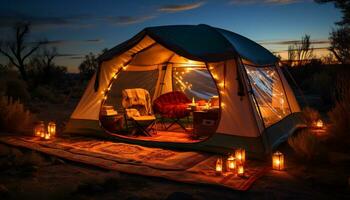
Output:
[0, 11, 94, 29]
[158, 1, 205, 13]
[43, 39, 103, 45]
[272, 47, 330, 53]
[106, 15, 155, 25]
[229, 0, 301, 5]
[258, 39, 330, 45]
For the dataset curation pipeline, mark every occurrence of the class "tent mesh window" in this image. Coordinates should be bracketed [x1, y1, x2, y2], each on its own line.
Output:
[105, 69, 159, 113]
[172, 67, 218, 100]
[245, 65, 291, 127]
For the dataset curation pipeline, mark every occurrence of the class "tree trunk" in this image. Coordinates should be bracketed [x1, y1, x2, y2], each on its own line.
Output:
[17, 64, 28, 81]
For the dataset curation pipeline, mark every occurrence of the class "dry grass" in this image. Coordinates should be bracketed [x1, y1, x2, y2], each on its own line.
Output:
[301, 107, 321, 127]
[327, 76, 350, 145]
[0, 96, 35, 134]
[288, 129, 320, 161]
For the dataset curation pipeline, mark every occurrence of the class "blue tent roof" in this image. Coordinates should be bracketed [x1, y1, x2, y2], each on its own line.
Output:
[99, 24, 277, 65]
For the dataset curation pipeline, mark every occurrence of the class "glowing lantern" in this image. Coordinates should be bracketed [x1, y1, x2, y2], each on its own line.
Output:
[48, 121, 56, 136]
[44, 132, 51, 140]
[226, 155, 236, 171]
[235, 148, 246, 164]
[215, 158, 223, 175]
[272, 151, 285, 170]
[316, 119, 323, 128]
[237, 165, 244, 177]
[40, 130, 46, 139]
[34, 121, 45, 137]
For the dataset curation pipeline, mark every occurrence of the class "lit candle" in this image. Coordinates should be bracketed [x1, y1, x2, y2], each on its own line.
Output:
[192, 97, 195, 105]
[272, 151, 285, 170]
[237, 165, 244, 177]
[216, 158, 223, 175]
[226, 155, 236, 171]
[235, 148, 246, 164]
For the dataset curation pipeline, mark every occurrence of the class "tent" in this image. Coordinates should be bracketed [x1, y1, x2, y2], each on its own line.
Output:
[64, 24, 305, 158]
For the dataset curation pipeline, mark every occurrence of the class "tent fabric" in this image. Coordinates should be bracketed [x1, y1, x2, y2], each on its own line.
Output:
[208, 60, 260, 137]
[98, 24, 277, 65]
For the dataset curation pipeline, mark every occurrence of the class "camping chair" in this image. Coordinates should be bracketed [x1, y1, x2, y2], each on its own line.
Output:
[122, 88, 157, 136]
[153, 91, 191, 131]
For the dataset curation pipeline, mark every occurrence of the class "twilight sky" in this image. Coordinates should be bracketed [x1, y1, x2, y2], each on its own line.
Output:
[0, 0, 341, 72]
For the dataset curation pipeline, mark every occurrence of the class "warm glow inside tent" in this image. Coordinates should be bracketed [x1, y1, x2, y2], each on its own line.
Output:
[65, 24, 305, 158]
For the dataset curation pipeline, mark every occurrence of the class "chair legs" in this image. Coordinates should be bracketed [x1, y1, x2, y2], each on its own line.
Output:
[131, 119, 157, 136]
[163, 117, 188, 131]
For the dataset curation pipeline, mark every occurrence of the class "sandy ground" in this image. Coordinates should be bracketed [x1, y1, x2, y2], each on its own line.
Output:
[0, 100, 342, 199]
[0, 142, 349, 200]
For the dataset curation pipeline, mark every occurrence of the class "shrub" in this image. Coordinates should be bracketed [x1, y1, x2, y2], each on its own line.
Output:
[0, 96, 35, 133]
[301, 107, 321, 127]
[327, 75, 350, 145]
[32, 86, 64, 103]
[5, 79, 31, 102]
[288, 129, 320, 161]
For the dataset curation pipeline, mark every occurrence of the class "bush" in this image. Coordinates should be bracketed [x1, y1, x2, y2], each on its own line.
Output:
[0, 96, 35, 133]
[327, 76, 350, 146]
[302, 107, 321, 127]
[288, 129, 320, 161]
[310, 71, 334, 104]
[32, 86, 65, 104]
[5, 79, 31, 102]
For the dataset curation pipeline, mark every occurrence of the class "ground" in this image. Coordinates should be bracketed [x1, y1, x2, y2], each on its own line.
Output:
[0, 142, 349, 200]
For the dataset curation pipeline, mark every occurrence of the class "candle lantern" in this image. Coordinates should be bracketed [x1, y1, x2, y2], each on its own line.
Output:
[215, 157, 223, 175]
[226, 155, 236, 172]
[44, 132, 51, 140]
[48, 121, 56, 136]
[235, 148, 246, 164]
[272, 151, 285, 170]
[237, 165, 244, 177]
[40, 130, 46, 139]
[316, 119, 323, 128]
[34, 121, 45, 137]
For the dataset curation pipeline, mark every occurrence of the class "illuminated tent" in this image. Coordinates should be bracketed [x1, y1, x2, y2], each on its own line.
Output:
[65, 24, 305, 158]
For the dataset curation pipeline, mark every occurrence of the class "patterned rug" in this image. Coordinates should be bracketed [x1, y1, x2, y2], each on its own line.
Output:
[0, 136, 268, 191]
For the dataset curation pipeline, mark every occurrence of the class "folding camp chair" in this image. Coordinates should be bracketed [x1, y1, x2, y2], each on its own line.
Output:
[153, 91, 191, 131]
[122, 88, 157, 136]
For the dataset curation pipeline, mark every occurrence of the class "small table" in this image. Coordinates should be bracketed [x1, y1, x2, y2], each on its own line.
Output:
[192, 110, 219, 139]
[100, 114, 124, 132]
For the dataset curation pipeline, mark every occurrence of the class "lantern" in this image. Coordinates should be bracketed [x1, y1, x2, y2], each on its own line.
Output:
[215, 158, 223, 175]
[48, 121, 56, 136]
[316, 119, 323, 128]
[272, 151, 285, 170]
[237, 165, 244, 177]
[226, 155, 236, 172]
[40, 130, 46, 139]
[44, 132, 51, 140]
[34, 121, 45, 137]
[235, 148, 246, 164]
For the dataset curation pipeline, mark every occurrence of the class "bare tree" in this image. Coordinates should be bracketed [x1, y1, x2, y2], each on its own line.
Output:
[41, 46, 58, 69]
[287, 35, 314, 66]
[0, 22, 43, 81]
